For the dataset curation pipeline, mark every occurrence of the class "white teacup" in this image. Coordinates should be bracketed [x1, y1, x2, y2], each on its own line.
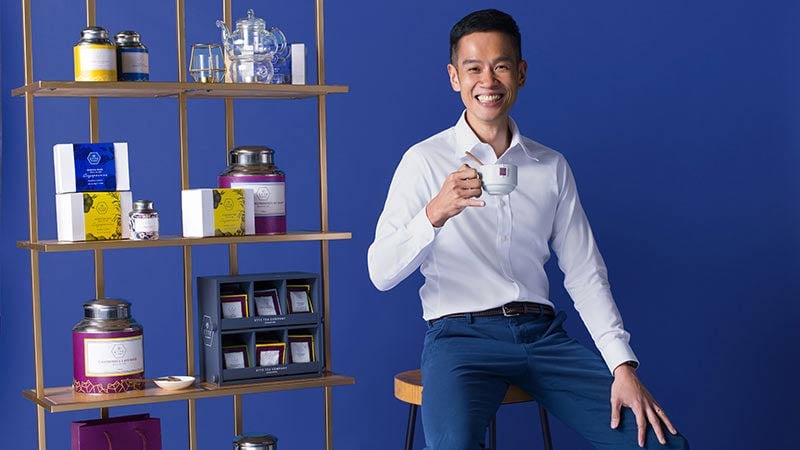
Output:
[477, 163, 518, 195]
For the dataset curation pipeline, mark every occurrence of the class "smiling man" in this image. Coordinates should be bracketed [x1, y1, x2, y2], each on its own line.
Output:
[368, 9, 689, 450]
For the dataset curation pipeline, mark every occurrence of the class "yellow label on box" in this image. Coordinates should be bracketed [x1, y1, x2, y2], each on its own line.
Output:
[83, 192, 122, 240]
[213, 189, 246, 236]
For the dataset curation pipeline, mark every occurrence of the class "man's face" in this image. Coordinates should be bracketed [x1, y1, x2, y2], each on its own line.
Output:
[448, 31, 527, 129]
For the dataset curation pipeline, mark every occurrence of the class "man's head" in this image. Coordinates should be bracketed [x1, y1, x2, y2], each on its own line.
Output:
[447, 9, 527, 133]
[450, 9, 522, 66]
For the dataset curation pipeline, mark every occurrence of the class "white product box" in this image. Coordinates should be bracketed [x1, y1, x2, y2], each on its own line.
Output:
[291, 43, 306, 85]
[56, 191, 133, 242]
[54, 142, 130, 194]
[181, 188, 256, 238]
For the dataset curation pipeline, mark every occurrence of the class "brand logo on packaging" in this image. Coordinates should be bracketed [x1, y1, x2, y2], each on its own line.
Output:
[223, 198, 234, 210]
[202, 315, 215, 347]
[96, 201, 109, 214]
[499, 167, 507, 176]
[111, 343, 127, 359]
[256, 187, 271, 201]
[87, 151, 102, 165]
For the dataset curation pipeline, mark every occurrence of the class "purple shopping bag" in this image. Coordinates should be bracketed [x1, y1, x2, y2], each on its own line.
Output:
[71, 413, 162, 450]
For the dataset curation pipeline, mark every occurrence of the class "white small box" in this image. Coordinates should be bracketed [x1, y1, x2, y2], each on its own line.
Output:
[54, 142, 130, 194]
[181, 188, 255, 238]
[56, 191, 133, 241]
[291, 44, 306, 85]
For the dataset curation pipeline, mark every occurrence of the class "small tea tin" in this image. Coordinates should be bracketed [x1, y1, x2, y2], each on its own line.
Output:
[114, 30, 149, 81]
[74, 26, 117, 81]
[129, 199, 159, 240]
[72, 299, 144, 394]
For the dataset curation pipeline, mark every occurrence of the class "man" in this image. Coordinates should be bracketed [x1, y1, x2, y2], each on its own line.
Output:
[367, 8, 689, 450]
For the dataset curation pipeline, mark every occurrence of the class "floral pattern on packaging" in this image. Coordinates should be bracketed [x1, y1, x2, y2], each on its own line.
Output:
[213, 189, 247, 236]
[83, 192, 123, 240]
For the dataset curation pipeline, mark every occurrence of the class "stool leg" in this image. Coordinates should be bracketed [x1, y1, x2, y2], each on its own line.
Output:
[488, 416, 497, 450]
[538, 405, 554, 450]
[405, 404, 418, 450]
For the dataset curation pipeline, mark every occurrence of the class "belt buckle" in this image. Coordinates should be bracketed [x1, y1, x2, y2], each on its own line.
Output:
[502, 304, 520, 317]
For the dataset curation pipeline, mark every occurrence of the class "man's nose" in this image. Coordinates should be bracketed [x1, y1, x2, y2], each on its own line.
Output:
[479, 69, 498, 85]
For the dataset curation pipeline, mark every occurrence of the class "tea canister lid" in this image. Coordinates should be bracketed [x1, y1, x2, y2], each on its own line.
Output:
[233, 434, 277, 449]
[114, 30, 142, 46]
[229, 146, 275, 165]
[83, 298, 132, 320]
[133, 199, 155, 212]
[79, 26, 111, 42]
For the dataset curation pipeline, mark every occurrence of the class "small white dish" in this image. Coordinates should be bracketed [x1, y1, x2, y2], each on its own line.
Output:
[153, 376, 195, 391]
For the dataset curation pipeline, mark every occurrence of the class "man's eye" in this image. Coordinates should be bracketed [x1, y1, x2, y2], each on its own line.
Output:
[495, 65, 509, 71]
[466, 66, 480, 73]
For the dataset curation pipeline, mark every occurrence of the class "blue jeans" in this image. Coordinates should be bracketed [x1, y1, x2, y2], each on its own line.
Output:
[420, 311, 690, 450]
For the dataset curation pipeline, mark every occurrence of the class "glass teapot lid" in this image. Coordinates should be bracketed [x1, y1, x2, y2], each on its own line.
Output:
[235, 9, 266, 32]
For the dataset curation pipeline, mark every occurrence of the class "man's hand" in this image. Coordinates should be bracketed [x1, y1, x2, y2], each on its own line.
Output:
[426, 164, 485, 227]
[611, 363, 678, 447]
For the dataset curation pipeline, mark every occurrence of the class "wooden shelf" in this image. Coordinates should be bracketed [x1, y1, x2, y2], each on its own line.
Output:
[17, 230, 352, 252]
[11, 81, 349, 99]
[23, 372, 355, 413]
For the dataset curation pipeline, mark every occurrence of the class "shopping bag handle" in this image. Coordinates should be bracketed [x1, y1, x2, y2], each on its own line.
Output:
[102, 429, 148, 450]
[134, 428, 148, 450]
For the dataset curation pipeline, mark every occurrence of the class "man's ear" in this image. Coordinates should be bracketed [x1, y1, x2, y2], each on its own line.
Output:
[517, 60, 528, 88]
[447, 64, 461, 92]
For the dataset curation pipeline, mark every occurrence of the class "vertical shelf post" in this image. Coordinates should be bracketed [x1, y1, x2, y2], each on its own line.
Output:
[175, 0, 198, 449]
[21, 0, 46, 447]
[224, 0, 238, 276]
[313, 0, 336, 448]
[234, 394, 244, 435]
[86, 1, 104, 302]
[220, 0, 244, 436]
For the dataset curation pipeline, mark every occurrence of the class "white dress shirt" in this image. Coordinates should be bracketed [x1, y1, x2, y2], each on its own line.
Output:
[367, 112, 637, 372]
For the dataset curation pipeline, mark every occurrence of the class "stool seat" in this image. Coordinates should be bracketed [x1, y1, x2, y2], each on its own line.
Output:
[394, 369, 533, 406]
[394, 369, 554, 450]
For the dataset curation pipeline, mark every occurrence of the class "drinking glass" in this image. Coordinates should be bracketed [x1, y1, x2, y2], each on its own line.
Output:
[189, 44, 225, 83]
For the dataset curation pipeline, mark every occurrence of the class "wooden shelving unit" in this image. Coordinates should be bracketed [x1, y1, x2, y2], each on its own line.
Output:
[16, 0, 352, 449]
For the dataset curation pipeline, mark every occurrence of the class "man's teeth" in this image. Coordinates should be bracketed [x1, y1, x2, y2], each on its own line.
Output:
[477, 94, 501, 103]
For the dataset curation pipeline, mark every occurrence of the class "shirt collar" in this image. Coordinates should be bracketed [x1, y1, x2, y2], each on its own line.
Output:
[453, 110, 540, 164]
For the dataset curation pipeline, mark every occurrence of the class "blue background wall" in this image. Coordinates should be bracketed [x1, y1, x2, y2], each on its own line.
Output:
[2, 1, 798, 449]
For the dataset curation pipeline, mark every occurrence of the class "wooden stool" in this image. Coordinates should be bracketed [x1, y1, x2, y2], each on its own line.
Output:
[394, 369, 554, 450]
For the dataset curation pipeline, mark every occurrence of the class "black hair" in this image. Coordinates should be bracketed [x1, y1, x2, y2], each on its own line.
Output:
[449, 9, 522, 65]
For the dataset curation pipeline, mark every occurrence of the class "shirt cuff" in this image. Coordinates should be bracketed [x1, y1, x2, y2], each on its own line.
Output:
[599, 340, 639, 374]
[408, 207, 440, 241]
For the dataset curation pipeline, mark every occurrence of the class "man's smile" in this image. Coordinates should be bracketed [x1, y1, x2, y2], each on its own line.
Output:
[476, 93, 504, 104]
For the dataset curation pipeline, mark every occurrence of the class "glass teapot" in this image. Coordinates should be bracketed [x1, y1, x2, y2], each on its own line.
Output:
[216, 9, 287, 83]
[218, 9, 284, 58]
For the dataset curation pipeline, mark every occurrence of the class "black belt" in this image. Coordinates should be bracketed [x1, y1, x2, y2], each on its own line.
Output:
[430, 302, 555, 325]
